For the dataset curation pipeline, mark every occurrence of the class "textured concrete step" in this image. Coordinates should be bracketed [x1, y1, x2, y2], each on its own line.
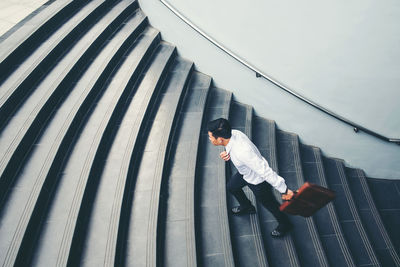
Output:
[323, 157, 380, 266]
[346, 168, 400, 266]
[253, 116, 300, 267]
[28, 30, 169, 267]
[0, 0, 398, 266]
[196, 87, 234, 266]
[0, 3, 140, 266]
[0, 0, 113, 129]
[75, 28, 162, 267]
[277, 131, 329, 267]
[300, 144, 355, 267]
[0, 0, 138, 204]
[0, 13, 151, 267]
[161, 71, 210, 267]
[367, 178, 400, 256]
[82, 53, 189, 267]
[0, 0, 82, 80]
[122, 55, 196, 267]
[39, 24, 156, 267]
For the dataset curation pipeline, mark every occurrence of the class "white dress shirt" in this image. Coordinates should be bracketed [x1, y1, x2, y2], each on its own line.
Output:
[225, 129, 288, 193]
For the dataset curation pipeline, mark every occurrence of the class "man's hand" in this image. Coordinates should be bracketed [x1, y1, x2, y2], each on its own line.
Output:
[220, 151, 230, 161]
[282, 189, 294, 201]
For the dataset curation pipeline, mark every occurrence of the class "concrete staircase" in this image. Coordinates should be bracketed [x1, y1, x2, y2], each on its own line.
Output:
[0, 1, 399, 266]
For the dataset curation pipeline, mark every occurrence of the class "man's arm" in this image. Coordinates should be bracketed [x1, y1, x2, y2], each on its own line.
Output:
[240, 149, 292, 198]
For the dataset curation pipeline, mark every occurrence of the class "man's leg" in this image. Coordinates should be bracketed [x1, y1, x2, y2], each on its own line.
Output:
[249, 182, 292, 236]
[227, 172, 255, 214]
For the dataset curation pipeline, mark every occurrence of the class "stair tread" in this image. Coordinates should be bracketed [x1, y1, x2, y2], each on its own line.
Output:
[300, 144, 355, 267]
[123, 56, 191, 267]
[196, 87, 234, 267]
[162, 71, 210, 267]
[80, 57, 191, 267]
[346, 168, 400, 266]
[0, 0, 137, 187]
[0, 0, 107, 106]
[0, 0, 398, 266]
[0, 0, 74, 64]
[323, 157, 380, 266]
[367, 178, 400, 256]
[253, 116, 301, 267]
[0, 14, 152, 267]
[277, 131, 329, 267]
[45, 25, 155, 267]
[29, 37, 173, 267]
[0, 2, 141, 266]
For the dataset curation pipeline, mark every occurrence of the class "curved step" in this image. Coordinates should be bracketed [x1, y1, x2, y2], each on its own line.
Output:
[323, 157, 380, 266]
[226, 101, 268, 267]
[0, 0, 138, 203]
[69, 42, 176, 266]
[276, 131, 329, 267]
[196, 87, 234, 266]
[300, 144, 355, 267]
[28, 38, 173, 267]
[0, 16, 152, 267]
[0, 3, 142, 266]
[0, 1, 397, 266]
[0, 0, 82, 82]
[367, 178, 400, 256]
[0, 0, 115, 130]
[161, 71, 211, 266]
[75, 29, 162, 267]
[253, 116, 300, 267]
[107, 56, 191, 267]
[346, 168, 400, 266]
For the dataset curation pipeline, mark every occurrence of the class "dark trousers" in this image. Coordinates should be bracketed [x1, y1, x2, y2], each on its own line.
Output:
[227, 172, 290, 226]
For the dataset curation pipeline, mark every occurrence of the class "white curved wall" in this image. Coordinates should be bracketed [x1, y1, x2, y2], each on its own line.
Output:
[139, 0, 400, 179]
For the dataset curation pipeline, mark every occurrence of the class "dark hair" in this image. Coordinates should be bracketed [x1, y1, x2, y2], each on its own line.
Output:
[207, 118, 232, 139]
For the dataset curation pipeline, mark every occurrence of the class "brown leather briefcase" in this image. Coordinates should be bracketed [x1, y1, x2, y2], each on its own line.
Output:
[279, 182, 335, 217]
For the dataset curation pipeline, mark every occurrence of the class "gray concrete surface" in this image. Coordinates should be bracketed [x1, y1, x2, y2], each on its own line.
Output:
[0, 0, 48, 36]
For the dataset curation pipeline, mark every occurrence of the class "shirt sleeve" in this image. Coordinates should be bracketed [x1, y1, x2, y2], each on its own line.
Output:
[239, 148, 288, 193]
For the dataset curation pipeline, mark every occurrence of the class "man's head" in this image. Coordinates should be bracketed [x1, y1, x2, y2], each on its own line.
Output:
[207, 118, 231, 146]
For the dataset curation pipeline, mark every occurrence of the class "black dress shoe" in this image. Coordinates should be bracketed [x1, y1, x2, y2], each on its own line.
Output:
[271, 228, 286, 238]
[271, 223, 293, 238]
[231, 205, 256, 215]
